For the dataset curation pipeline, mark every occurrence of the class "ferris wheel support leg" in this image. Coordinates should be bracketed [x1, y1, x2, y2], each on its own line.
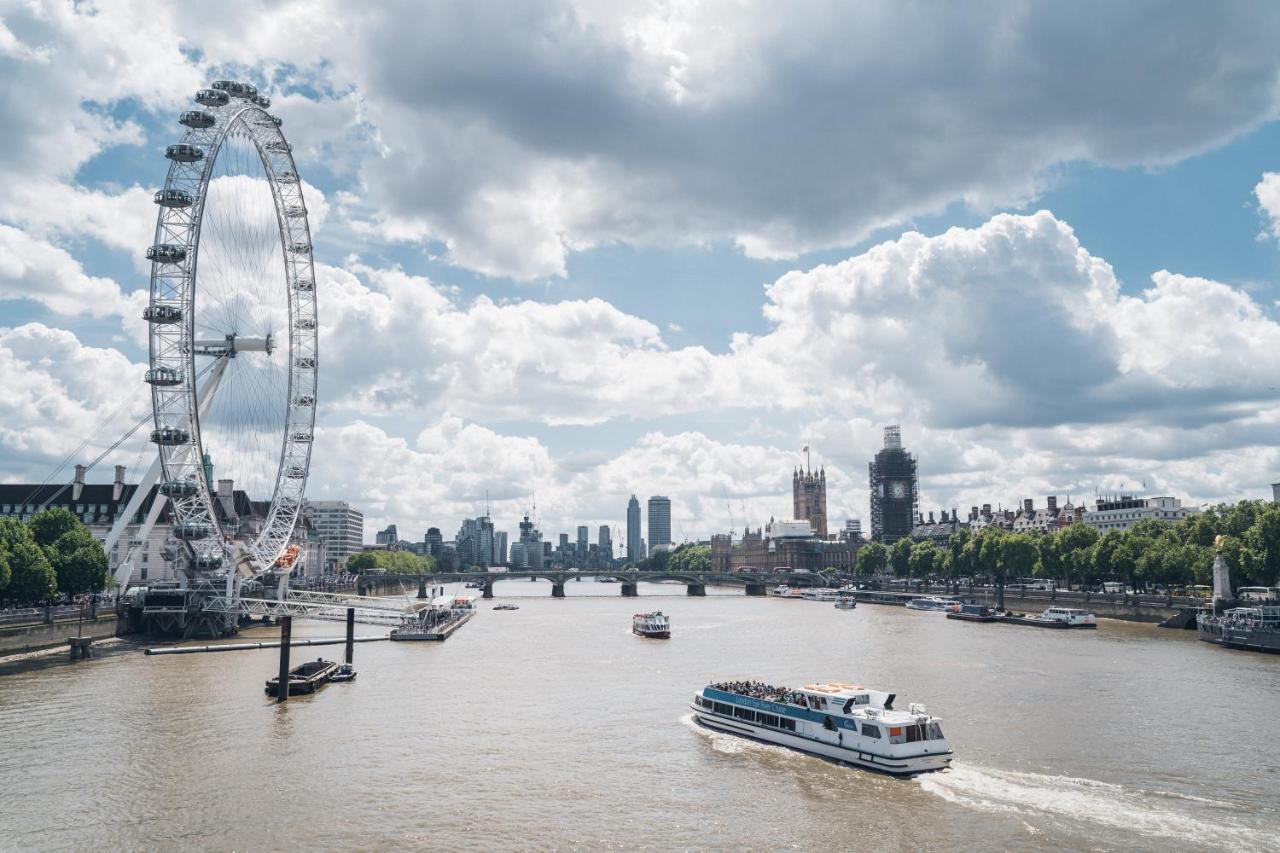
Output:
[111, 488, 170, 593]
[104, 454, 164, 586]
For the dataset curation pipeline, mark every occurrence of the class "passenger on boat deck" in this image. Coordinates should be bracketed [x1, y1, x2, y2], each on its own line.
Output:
[711, 681, 807, 706]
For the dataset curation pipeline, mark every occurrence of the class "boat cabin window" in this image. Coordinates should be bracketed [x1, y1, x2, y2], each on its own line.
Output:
[822, 716, 837, 732]
[778, 717, 796, 732]
[757, 713, 780, 728]
[713, 701, 732, 715]
[734, 707, 756, 722]
[861, 723, 881, 739]
[927, 722, 944, 740]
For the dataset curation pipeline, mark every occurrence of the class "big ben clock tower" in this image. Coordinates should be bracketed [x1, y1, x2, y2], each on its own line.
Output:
[869, 425, 918, 543]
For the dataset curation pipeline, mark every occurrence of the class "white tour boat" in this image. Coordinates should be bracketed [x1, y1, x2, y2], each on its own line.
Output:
[773, 585, 805, 599]
[904, 596, 961, 613]
[801, 588, 840, 601]
[633, 611, 671, 639]
[1039, 606, 1097, 627]
[692, 680, 952, 775]
[834, 597, 857, 610]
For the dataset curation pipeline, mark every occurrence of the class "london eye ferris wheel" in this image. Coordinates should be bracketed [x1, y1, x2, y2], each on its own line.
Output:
[144, 80, 317, 585]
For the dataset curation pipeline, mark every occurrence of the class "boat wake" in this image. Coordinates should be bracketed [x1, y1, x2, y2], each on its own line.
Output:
[679, 712, 791, 758]
[919, 765, 1278, 851]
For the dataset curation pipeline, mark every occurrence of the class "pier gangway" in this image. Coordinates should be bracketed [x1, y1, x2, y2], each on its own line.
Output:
[201, 589, 424, 626]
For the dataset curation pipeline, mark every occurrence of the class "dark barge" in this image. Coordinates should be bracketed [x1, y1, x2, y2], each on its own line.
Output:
[265, 658, 339, 695]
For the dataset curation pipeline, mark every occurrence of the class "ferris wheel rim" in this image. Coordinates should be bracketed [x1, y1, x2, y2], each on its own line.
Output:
[145, 81, 318, 578]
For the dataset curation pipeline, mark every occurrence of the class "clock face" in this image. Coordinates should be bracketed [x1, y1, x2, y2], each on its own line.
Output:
[890, 481, 907, 500]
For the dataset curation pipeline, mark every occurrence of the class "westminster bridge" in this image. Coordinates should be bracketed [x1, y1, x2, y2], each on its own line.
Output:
[356, 569, 837, 599]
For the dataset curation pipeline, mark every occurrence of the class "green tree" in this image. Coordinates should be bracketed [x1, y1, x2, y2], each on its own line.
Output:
[855, 542, 887, 576]
[947, 528, 973, 592]
[29, 510, 109, 596]
[1243, 504, 1280, 587]
[998, 533, 1038, 586]
[889, 537, 913, 577]
[0, 541, 9, 592]
[1057, 523, 1099, 589]
[908, 541, 938, 579]
[1036, 533, 1064, 584]
[50, 530, 109, 596]
[346, 552, 378, 574]
[669, 545, 711, 574]
[0, 518, 57, 603]
[1111, 540, 1139, 593]
[1091, 530, 1125, 583]
[28, 508, 81, 549]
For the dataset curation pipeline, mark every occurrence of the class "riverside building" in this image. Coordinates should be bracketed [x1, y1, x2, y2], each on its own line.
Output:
[304, 500, 365, 569]
[627, 495, 642, 562]
[1083, 495, 1198, 532]
[793, 466, 828, 537]
[648, 496, 672, 554]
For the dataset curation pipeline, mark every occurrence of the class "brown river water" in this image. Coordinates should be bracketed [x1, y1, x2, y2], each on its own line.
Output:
[1, 580, 1278, 851]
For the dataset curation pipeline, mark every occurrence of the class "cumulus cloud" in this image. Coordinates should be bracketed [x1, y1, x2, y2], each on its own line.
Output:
[10, 2, 1280, 280]
[318, 260, 741, 425]
[0, 225, 146, 322]
[0, 323, 149, 481]
[1255, 172, 1280, 240]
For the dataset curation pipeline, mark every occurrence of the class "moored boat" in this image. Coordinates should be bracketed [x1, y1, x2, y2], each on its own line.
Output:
[834, 597, 857, 610]
[633, 611, 671, 638]
[264, 658, 339, 695]
[905, 596, 960, 613]
[493, 603, 520, 611]
[772, 585, 805, 599]
[801, 588, 840, 601]
[1197, 606, 1280, 653]
[691, 680, 952, 775]
[1038, 606, 1097, 627]
[330, 662, 357, 683]
[946, 603, 997, 622]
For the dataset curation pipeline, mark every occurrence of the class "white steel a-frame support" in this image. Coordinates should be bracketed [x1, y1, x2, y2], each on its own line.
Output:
[108, 358, 230, 591]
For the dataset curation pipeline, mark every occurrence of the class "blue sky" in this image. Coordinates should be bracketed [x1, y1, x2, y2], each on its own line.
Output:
[5, 2, 1280, 546]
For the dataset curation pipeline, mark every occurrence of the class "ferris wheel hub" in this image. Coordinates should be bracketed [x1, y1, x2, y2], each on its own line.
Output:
[193, 333, 275, 357]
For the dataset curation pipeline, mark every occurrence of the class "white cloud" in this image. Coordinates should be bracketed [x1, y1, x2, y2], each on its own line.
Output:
[0, 225, 146, 322]
[0, 323, 149, 480]
[5, 3, 1280, 282]
[1255, 172, 1280, 240]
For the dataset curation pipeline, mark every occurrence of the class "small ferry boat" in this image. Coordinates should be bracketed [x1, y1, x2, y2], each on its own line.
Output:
[999, 607, 1097, 629]
[264, 658, 339, 695]
[1040, 607, 1097, 627]
[773, 585, 805, 599]
[633, 611, 671, 639]
[692, 680, 952, 775]
[905, 596, 960, 613]
[834, 597, 857, 610]
[801, 588, 840, 602]
[492, 603, 519, 611]
[946, 603, 998, 623]
[330, 662, 357, 683]
[1197, 606, 1280, 653]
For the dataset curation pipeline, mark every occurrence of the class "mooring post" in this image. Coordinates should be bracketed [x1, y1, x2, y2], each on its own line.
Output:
[277, 615, 292, 703]
[345, 607, 355, 665]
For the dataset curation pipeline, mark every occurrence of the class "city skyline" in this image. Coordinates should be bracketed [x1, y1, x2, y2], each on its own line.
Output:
[5, 5, 1280, 545]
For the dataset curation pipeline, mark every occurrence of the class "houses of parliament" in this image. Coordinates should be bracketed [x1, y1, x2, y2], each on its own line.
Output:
[792, 465, 828, 537]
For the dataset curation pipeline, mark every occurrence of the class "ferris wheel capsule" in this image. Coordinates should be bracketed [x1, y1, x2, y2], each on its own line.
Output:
[195, 89, 230, 107]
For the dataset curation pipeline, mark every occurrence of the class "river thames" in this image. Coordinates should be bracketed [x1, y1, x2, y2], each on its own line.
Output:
[1, 581, 1277, 851]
